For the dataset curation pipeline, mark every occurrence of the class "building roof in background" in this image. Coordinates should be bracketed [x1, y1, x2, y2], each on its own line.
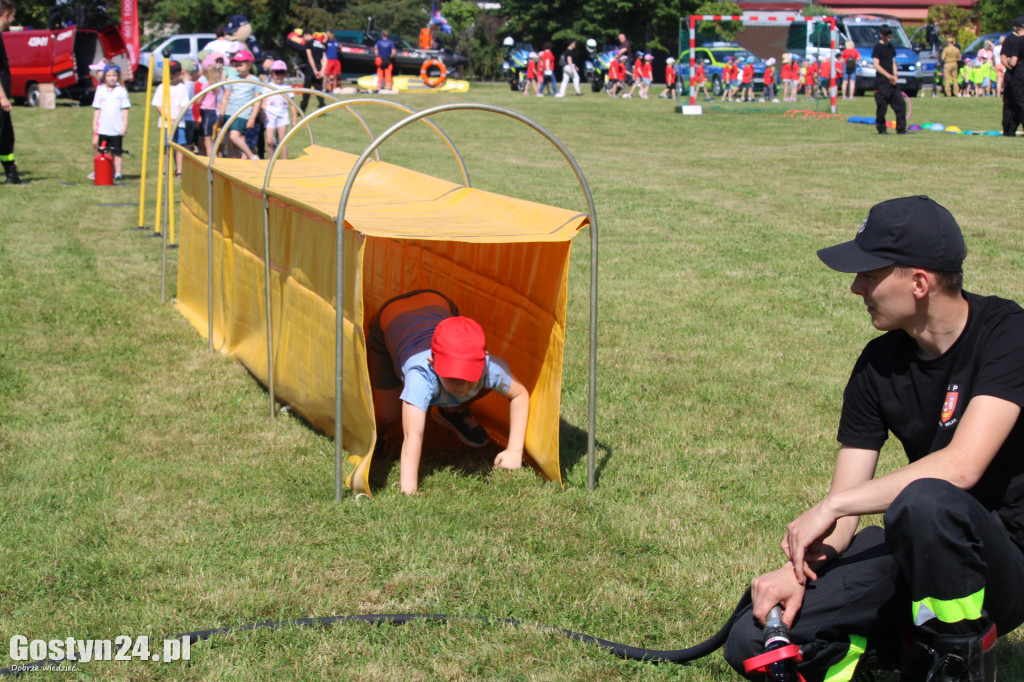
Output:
[735, 0, 976, 22]
[818, 0, 975, 21]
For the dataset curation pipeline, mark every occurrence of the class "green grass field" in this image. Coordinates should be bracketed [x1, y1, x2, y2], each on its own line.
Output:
[0, 83, 1022, 680]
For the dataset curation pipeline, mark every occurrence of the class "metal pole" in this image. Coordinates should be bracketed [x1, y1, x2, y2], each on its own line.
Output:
[200, 84, 323, 354]
[207, 161, 214, 352]
[259, 97, 465, 436]
[199, 83, 330, 417]
[689, 16, 697, 106]
[830, 19, 838, 114]
[252, 97, 468, 502]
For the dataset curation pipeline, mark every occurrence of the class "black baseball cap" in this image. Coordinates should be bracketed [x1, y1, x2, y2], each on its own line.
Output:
[879, 25, 893, 35]
[1014, 15, 1024, 28]
[817, 196, 966, 273]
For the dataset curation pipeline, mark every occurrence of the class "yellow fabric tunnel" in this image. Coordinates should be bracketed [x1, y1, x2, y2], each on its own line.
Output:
[175, 144, 589, 496]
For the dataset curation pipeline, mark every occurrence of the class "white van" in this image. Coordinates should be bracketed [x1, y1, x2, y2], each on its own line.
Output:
[135, 33, 216, 87]
[787, 16, 923, 96]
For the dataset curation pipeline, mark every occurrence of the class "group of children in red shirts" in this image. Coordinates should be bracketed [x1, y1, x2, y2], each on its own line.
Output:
[522, 43, 559, 96]
[678, 53, 843, 103]
[779, 54, 843, 101]
[606, 52, 657, 98]
[522, 47, 845, 103]
[682, 56, 777, 103]
[524, 49, 667, 99]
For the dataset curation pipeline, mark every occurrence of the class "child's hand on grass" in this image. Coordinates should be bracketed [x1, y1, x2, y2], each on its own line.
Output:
[494, 449, 523, 469]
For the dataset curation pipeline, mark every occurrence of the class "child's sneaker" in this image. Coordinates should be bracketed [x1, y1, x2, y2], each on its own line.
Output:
[621, 93, 632, 98]
[432, 407, 490, 447]
[114, 174, 123, 182]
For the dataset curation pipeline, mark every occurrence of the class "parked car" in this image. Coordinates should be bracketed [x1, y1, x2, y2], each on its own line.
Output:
[910, 31, 1006, 91]
[674, 44, 766, 97]
[962, 33, 1009, 63]
[136, 32, 216, 88]
[2, 24, 129, 105]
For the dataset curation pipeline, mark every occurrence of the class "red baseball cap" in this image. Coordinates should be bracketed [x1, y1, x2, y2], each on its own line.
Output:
[431, 317, 486, 382]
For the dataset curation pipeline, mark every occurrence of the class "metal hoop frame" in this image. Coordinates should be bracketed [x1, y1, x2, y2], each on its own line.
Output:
[166, 95, 599, 499]
[330, 102, 598, 500]
[160, 81, 339, 341]
[258, 98, 468, 422]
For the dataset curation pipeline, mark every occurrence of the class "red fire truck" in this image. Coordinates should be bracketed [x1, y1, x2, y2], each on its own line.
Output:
[2, 25, 129, 106]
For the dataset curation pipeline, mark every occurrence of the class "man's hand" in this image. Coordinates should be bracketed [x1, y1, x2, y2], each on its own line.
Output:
[494, 449, 523, 469]
[888, 73, 898, 85]
[751, 564, 806, 628]
[0, 93, 11, 112]
[782, 497, 838, 585]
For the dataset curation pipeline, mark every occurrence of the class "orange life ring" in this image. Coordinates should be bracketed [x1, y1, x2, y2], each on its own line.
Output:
[420, 59, 447, 87]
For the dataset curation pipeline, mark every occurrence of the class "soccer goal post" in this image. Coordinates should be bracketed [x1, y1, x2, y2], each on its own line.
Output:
[679, 14, 838, 114]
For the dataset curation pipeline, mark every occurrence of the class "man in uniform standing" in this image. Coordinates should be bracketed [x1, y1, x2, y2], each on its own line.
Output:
[942, 35, 962, 97]
[1000, 16, 1024, 136]
[873, 25, 908, 134]
[0, 0, 20, 184]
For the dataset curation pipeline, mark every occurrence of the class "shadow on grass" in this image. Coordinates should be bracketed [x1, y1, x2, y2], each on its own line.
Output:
[558, 416, 613, 488]
[241, 368, 612, 492]
[366, 423, 499, 492]
[366, 416, 614, 492]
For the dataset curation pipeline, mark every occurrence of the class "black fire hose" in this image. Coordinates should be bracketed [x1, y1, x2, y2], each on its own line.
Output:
[0, 590, 751, 677]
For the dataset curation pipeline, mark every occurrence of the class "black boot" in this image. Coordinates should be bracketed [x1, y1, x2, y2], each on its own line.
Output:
[918, 623, 997, 682]
[2, 163, 19, 184]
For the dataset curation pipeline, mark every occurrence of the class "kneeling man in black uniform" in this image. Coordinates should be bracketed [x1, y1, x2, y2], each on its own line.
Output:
[724, 196, 1024, 682]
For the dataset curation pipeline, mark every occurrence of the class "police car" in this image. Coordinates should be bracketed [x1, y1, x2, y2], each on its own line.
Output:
[674, 43, 766, 97]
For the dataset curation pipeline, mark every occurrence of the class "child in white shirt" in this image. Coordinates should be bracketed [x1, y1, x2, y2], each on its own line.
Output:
[91, 64, 131, 181]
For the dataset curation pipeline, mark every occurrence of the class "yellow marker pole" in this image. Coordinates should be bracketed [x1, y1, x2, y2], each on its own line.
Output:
[153, 55, 168, 236]
[160, 55, 173, 238]
[168, 165, 176, 245]
[166, 76, 176, 247]
[163, 54, 176, 244]
[137, 54, 154, 230]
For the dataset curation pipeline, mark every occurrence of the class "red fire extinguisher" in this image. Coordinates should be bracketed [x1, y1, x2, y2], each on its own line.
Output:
[94, 141, 114, 186]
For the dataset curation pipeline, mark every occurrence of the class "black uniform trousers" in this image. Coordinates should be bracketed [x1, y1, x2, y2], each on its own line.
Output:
[723, 479, 1024, 682]
[874, 78, 906, 133]
[0, 107, 14, 163]
[299, 65, 325, 111]
[1002, 76, 1024, 136]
